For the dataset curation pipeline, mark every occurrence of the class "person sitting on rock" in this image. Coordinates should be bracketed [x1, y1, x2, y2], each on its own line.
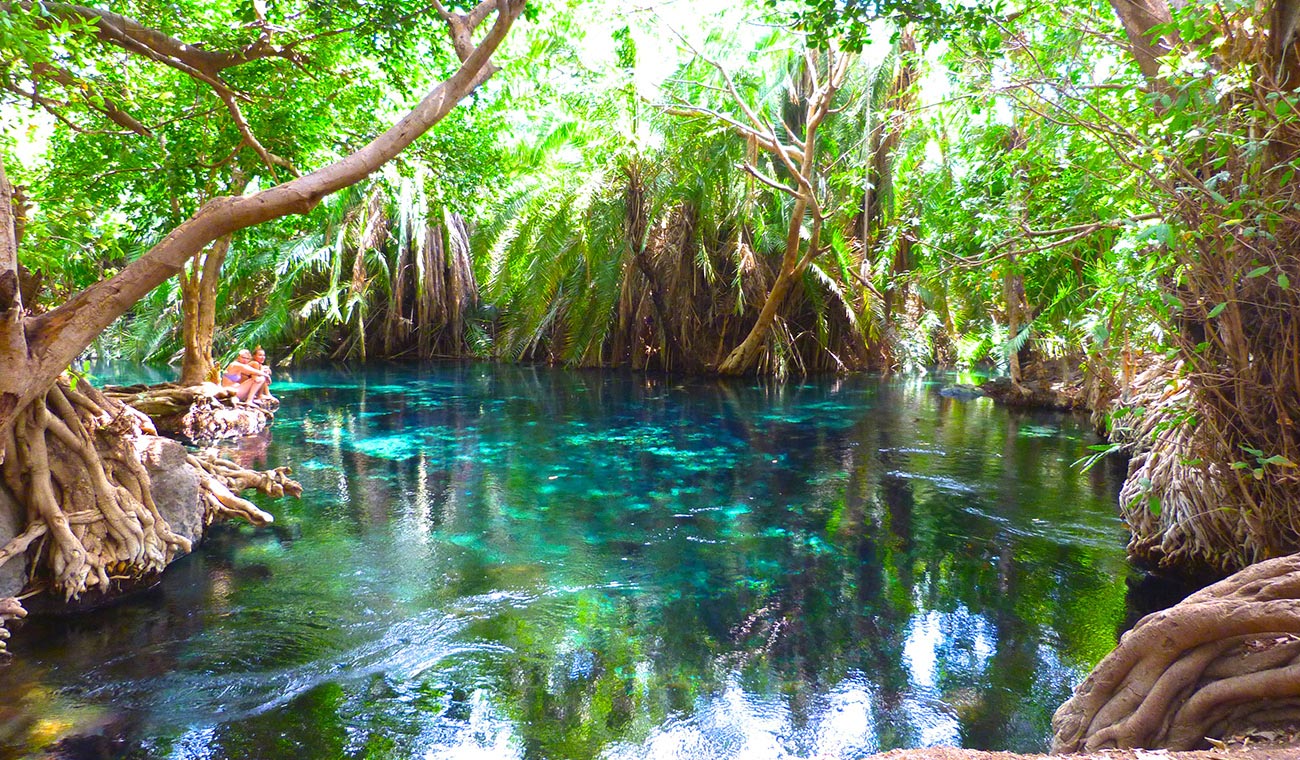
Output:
[221, 349, 269, 402]
[249, 346, 276, 403]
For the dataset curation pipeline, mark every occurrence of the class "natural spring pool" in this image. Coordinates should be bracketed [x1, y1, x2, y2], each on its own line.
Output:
[0, 364, 1138, 759]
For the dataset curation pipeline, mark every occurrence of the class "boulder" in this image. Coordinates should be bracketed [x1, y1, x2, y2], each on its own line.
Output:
[0, 485, 26, 597]
[138, 435, 203, 549]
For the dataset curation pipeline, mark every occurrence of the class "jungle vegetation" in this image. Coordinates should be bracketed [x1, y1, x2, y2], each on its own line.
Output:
[2, 0, 1299, 584]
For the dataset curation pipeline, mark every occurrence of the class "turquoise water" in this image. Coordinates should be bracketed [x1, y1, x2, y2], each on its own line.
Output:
[0, 365, 1133, 758]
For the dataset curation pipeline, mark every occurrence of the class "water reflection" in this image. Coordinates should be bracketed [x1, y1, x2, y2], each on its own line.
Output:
[0, 365, 1132, 759]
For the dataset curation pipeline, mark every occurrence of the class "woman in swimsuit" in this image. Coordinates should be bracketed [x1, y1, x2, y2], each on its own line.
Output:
[249, 346, 275, 401]
[221, 349, 269, 402]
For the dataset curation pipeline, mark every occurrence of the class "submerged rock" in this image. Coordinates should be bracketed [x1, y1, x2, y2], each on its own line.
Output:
[939, 383, 985, 400]
[980, 376, 1084, 411]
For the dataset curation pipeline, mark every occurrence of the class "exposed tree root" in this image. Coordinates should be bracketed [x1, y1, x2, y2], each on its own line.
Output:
[0, 379, 192, 599]
[187, 450, 297, 526]
[0, 595, 25, 654]
[105, 382, 275, 444]
[0, 379, 299, 617]
[1052, 553, 1300, 752]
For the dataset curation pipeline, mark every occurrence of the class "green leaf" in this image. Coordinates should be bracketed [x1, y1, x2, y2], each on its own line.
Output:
[1246, 265, 1271, 278]
[1208, 302, 1227, 318]
[1280, 272, 1291, 289]
[1263, 455, 1297, 468]
[1148, 496, 1161, 516]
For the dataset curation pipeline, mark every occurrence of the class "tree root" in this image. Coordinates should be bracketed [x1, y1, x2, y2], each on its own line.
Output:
[0, 379, 191, 600]
[0, 378, 301, 625]
[0, 595, 25, 654]
[1052, 553, 1300, 752]
[105, 382, 275, 444]
[188, 450, 298, 527]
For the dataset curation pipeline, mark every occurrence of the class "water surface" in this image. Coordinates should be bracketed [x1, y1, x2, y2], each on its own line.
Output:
[0, 365, 1132, 758]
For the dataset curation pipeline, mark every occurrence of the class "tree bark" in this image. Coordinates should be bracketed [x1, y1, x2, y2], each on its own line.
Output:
[0, 159, 29, 440]
[715, 50, 849, 375]
[1107, 0, 1176, 82]
[717, 196, 816, 375]
[178, 235, 232, 385]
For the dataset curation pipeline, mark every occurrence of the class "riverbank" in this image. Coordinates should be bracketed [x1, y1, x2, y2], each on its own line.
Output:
[872, 749, 1300, 760]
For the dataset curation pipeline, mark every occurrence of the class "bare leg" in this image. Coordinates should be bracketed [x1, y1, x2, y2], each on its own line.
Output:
[236, 377, 263, 401]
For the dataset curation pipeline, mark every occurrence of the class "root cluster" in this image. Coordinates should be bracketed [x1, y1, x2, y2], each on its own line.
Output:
[1053, 553, 1300, 751]
[105, 382, 274, 443]
[0, 379, 192, 599]
[0, 379, 299, 615]
[188, 450, 297, 526]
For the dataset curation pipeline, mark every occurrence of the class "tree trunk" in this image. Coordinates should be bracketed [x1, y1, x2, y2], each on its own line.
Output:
[1003, 262, 1023, 384]
[718, 195, 812, 375]
[178, 235, 232, 385]
[1098, 0, 1300, 574]
[0, 159, 33, 440]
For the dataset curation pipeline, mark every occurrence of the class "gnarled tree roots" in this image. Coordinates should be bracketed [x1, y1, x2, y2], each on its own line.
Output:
[0, 379, 192, 599]
[1053, 553, 1300, 752]
[0, 378, 299, 615]
[188, 450, 298, 526]
[105, 382, 276, 444]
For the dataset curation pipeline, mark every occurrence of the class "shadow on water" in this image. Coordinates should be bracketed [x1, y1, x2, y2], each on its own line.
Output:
[0, 364, 1145, 759]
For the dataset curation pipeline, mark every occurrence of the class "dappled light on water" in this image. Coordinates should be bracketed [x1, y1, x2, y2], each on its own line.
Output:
[0, 365, 1132, 758]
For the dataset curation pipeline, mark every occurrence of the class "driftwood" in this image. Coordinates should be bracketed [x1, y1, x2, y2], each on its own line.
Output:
[1052, 553, 1300, 752]
[105, 382, 275, 444]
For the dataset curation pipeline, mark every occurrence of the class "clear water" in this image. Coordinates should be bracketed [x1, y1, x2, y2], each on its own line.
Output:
[0, 364, 1134, 759]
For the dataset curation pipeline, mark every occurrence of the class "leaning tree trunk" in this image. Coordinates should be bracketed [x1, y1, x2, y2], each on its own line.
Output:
[0, 0, 525, 444]
[1053, 552, 1300, 751]
[0, 1, 523, 645]
[698, 48, 851, 376]
[718, 201, 820, 375]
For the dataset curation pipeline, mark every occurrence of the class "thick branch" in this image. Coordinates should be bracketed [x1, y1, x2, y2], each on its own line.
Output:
[432, 0, 502, 62]
[27, 2, 298, 77]
[30, 63, 153, 138]
[12, 0, 524, 435]
[1108, 0, 1177, 83]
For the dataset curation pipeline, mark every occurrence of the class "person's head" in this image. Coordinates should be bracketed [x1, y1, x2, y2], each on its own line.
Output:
[253, 346, 266, 364]
[237, 349, 253, 362]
